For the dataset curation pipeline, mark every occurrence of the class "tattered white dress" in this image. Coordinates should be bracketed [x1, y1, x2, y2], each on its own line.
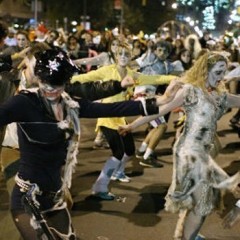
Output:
[165, 84, 240, 216]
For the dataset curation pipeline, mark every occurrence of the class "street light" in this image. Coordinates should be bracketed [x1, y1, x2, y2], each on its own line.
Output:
[172, 3, 178, 9]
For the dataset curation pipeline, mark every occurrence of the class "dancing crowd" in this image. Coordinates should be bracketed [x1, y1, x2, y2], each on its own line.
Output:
[0, 20, 240, 240]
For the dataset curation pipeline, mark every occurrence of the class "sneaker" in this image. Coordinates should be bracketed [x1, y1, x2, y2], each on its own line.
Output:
[149, 152, 158, 160]
[111, 173, 131, 183]
[91, 191, 115, 200]
[139, 157, 163, 168]
[136, 150, 145, 159]
[93, 141, 110, 149]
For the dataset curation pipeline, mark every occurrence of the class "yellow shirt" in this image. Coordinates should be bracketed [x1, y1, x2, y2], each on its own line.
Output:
[71, 64, 176, 130]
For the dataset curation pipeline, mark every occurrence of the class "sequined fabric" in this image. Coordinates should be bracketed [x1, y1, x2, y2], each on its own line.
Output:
[165, 84, 240, 216]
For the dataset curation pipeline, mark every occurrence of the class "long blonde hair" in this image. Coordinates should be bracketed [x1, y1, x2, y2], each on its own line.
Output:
[183, 52, 228, 93]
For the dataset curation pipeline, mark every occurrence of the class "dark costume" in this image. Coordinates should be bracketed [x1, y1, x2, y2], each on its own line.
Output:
[0, 87, 157, 239]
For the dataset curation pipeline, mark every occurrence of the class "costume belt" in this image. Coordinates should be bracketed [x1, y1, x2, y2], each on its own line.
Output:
[15, 173, 60, 199]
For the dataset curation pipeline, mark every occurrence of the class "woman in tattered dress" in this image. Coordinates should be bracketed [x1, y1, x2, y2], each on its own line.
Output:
[119, 52, 240, 240]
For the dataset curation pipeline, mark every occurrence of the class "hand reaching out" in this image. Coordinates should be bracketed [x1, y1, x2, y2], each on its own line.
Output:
[224, 76, 240, 84]
[118, 124, 132, 136]
[121, 75, 135, 88]
[12, 47, 31, 61]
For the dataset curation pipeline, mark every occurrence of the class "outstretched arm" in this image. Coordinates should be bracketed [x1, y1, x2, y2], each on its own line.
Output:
[73, 52, 107, 67]
[66, 75, 135, 100]
[119, 86, 184, 134]
[227, 94, 240, 108]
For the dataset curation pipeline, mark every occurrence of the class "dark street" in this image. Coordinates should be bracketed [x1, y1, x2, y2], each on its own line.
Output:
[1, 111, 240, 240]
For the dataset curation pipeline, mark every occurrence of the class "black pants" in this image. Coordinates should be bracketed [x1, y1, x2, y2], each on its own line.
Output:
[101, 126, 135, 160]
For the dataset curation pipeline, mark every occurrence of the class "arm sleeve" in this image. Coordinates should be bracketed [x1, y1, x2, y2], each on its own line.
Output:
[137, 74, 176, 85]
[66, 80, 125, 101]
[0, 95, 30, 126]
[78, 99, 143, 118]
[78, 98, 159, 118]
[70, 66, 107, 84]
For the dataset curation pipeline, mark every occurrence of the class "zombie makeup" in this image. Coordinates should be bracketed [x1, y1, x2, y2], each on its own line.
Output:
[39, 82, 64, 101]
[117, 48, 131, 67]
[207, 61, 227, 89]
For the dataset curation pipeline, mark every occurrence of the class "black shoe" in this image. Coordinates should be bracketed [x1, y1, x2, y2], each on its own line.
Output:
[139, 157, 163, 168]
[149, 152, 158, 160]
[136, 150, 144, 159]
[136, 151, 158, 159]
[229, 119, 240, 130]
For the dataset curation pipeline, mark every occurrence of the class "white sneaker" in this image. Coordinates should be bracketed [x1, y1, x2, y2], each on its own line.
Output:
[111, 173, 131, 183]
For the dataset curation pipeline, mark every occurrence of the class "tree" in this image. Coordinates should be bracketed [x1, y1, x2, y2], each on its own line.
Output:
[40, 0, 173, 34]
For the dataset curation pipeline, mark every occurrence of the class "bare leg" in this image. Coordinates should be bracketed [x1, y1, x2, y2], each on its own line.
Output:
[182, 210, 206, 240]
[182, 187, 207, 240]
[174, 209, 188, 240]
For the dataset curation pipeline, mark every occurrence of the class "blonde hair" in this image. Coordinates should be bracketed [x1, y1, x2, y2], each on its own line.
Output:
[183, 52, 228, 93]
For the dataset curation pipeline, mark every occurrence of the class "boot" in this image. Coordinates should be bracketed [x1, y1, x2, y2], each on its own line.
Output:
[92, 156, 119, 200]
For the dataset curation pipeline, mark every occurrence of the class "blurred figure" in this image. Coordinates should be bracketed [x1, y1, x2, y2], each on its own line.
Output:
[64, 35, 81, 60]
[172, 48, 193, 73]
[169, 38, 185, 61]
[184, 34, 202, 60]
[199, 30, 212, 49]
[44, 29, 59, 49]
[4, 27, 17, 46]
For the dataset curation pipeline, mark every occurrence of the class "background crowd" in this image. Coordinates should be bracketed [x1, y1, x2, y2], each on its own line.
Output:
[1, 20, 240, 240]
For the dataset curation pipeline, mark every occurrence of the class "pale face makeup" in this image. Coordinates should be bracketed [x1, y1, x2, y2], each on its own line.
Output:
[207, 61, 227, 89]
[116, 48, 131, 67]
[39, 82, 64, 101]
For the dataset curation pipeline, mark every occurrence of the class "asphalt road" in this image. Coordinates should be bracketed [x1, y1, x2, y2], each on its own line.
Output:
[0, 110, 240, 240]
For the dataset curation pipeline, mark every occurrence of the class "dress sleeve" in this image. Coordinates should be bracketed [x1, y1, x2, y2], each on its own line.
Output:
[137, 74, 176, 85]
[70, 66, 108, 84]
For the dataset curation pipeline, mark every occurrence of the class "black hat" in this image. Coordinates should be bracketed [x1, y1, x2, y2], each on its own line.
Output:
[34, 49, 78, 86]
